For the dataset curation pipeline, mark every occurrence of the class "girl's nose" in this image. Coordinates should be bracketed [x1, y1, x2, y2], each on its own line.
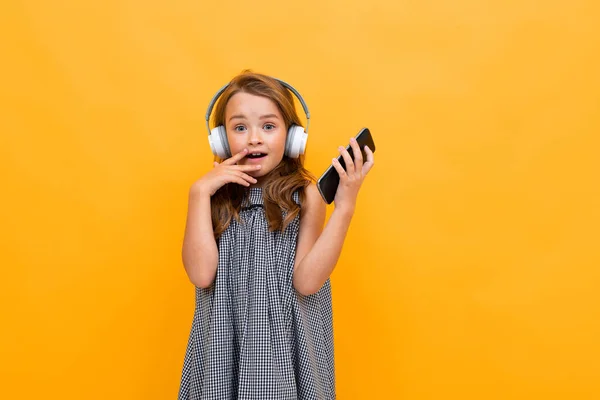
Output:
[248, 129, 263, 145]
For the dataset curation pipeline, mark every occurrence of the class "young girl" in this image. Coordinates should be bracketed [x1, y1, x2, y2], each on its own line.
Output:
[178, 71, 374, 400]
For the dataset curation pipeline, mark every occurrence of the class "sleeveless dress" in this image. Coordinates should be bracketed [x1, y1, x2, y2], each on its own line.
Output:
[178, 187, 336, 400]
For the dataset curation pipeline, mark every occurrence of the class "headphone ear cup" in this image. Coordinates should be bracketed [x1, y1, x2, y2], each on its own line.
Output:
[208, 126, 231, 159]
[285, 125, 308, 158]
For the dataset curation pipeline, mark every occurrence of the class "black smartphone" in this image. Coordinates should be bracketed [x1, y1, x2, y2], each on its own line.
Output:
[317, 127, 376, 204]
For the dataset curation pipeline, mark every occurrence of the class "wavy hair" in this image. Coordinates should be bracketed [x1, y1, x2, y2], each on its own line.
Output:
[210, 71, 314, 239]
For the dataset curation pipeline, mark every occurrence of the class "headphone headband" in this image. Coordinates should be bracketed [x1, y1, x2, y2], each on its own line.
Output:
[205, 78, 311, 137]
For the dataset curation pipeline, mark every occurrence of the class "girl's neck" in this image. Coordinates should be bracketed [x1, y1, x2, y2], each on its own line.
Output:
[251, 174, 270, 188]
[250, 180, 263, 188]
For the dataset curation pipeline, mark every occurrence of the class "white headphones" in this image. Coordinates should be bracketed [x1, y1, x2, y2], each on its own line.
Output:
[205, 78, 311, 159]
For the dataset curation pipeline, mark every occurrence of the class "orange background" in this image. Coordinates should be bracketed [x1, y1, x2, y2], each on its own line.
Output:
[1, 0, 599, 399]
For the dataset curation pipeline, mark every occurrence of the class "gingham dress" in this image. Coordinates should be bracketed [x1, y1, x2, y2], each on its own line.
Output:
[178, 187, 335, 400]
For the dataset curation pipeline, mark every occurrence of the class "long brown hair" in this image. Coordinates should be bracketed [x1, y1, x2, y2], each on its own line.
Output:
[210, 70, 314, 239]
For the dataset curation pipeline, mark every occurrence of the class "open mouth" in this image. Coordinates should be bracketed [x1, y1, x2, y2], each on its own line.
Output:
[246, 153, 267, 159]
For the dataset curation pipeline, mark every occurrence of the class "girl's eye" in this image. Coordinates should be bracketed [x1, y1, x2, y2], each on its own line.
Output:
[264, 124, 275, 131]
[234, 125, 246, 132]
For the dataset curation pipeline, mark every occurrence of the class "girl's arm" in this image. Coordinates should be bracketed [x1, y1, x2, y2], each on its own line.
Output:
[293, 139, 375, 295]
[293, 183, 351, 295]
[182, 148, 261, 288]
[182, 188, 219, 288]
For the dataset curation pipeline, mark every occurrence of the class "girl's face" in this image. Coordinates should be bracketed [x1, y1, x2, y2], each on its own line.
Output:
[224, 92, 287, 181]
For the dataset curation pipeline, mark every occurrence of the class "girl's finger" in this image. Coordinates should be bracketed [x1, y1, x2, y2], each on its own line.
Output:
[331, 158, 347, 181]
[238, 172, 258, 184]
[233, 164, 263, 172]
[227, 169, 258, 184]
[338, 146, 355, 176]
[222, 148, 248, 165]
[349, 138, 363, 173]
[228, 176, 251, 187]
[236, 178, 251, 187]
[362, 145, 375, 175]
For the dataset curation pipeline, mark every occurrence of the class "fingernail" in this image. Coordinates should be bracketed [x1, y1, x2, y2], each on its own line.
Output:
[350, 137, 356, 142]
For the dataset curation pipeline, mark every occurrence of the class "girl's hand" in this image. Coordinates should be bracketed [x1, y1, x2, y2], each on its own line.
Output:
[331, 137, 375, 214]
[191, 148, 262, 196]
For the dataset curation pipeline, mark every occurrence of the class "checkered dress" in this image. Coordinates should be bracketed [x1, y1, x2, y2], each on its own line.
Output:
[178, 187, 336, 399]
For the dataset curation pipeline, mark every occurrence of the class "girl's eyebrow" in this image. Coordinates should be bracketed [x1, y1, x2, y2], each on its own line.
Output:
[228, 114, 246, 122]
[259, 114, 279, 120]
[228, 113, 279, 122]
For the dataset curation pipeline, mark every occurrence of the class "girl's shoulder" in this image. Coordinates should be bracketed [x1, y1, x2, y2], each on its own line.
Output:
[300, 182, 326, 215]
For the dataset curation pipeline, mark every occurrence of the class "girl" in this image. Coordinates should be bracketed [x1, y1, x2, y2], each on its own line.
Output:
[178, 71, 375, 400]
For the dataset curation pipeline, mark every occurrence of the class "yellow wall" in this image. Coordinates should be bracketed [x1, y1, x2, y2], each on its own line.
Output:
[1, 0, 599, 398]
